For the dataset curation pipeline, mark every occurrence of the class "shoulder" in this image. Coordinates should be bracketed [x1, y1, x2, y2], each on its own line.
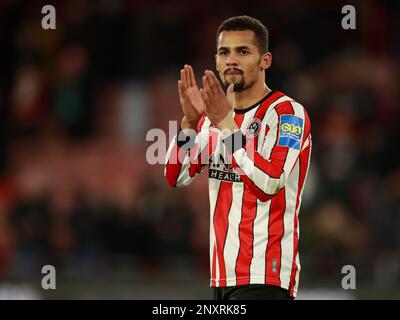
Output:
[272, 92, 311, 133]
[257, 91, 305, 124]
[272, 93, 310, 119]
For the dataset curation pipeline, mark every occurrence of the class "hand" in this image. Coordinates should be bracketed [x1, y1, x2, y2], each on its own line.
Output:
[201, 70, 238, 133]
[178, 65, 205, 130]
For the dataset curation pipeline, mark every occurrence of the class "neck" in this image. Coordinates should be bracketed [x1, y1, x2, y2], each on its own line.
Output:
[232, 79, 271, 110]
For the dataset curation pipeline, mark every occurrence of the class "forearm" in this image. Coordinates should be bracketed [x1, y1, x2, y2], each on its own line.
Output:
[216, 111, 238, 134]
[165, 120, 208, 187]
[181, 116, 198, 131]
[222, 134, 285, 201]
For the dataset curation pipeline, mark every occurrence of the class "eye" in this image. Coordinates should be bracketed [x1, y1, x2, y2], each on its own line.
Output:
[240, 49, 249, 55]
[219, 50, 228, 56]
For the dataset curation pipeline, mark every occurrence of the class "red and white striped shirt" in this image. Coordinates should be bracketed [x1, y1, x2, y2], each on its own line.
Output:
[164, 90, 312, 297]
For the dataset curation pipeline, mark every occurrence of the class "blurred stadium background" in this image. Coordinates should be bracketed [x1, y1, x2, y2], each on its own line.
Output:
[0, 0, 399, 299]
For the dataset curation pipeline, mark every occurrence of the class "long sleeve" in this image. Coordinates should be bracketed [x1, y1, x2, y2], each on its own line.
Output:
[223, 100, 311, 201]
[164, 115, 209, 187]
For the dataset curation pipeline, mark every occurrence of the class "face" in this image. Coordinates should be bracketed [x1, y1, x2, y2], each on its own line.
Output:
[216, 30, 270, 92]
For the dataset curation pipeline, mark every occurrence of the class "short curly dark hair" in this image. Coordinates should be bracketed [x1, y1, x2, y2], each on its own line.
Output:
[216, 15, 269, 53]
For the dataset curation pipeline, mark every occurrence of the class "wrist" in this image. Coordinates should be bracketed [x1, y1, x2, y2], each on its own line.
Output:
[181, 116, 198, 131]
[217, 111, 238, 136]
[179, 117, 198, 149]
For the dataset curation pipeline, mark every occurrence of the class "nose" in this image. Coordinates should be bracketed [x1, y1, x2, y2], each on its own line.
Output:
[226, 54, 238, 66]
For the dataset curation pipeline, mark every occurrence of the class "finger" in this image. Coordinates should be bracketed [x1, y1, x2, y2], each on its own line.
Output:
[200, 88, 207, 100]
[205, 70, 220, 97]
[178, 80, 184, 97]
[209, 70, 225, 96]
[227, 82, 234, 96]
[202, 75, 208, 92]
[188, 65, 197, 87]
[203, 75, 215, 108]
[184, 65, 191, 88]
[180, 68, 187, 89]
[201, 88, 210, 111]
[226, 83, 235, 106]
[197, 88, 205, 111]
[202, 75, 212, 98]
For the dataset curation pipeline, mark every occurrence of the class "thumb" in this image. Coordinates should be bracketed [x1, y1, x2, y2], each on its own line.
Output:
[200, 88, 209, 106]
[200, 88, 205, 100]
[226, 83, 235, 106]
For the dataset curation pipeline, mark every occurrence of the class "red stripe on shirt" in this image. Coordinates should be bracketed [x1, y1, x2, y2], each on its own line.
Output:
[211, 244, 217, 286]
[165, 144, 186, 187]
[289, 209, 299, 297]
[235, 187, 258, 285]
[253, 91, 285, 148]
[265, 187, 286, 285]
[209, 128, 219, 161]
[197, 114, 206, 133]
[289, 140, 311, 295]
[243, 141, 283, 179]
[231, 157, 273, 201]
[234, 113, 245, 127]
[261, 101, 296, 176]
[188, 115, 209, 176]
[189, 143, 201, 177]
[213, 181, 233, 287]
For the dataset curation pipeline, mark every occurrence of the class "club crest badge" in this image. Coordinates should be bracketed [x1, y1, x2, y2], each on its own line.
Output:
[245, 118, 261, 138]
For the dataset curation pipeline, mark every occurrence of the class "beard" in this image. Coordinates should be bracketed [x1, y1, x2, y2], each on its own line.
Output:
[231, 78, 245, 92]
[223, 70, 245, 92]
[222, 59, 261, 92]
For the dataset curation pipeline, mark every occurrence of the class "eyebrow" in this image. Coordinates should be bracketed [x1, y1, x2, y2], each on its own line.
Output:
[218, 45, 252, 52]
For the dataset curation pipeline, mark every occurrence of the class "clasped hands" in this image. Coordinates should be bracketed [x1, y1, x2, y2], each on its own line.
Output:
[178, 65, 238, 135]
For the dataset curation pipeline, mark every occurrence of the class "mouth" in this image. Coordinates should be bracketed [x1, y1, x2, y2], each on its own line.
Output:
[224, 69, 243, 76]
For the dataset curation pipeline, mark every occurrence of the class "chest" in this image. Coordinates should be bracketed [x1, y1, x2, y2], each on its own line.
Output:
[206, 110, 271, 170]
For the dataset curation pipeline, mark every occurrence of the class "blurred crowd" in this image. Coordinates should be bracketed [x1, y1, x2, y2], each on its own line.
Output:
[0, 0, 399, 290]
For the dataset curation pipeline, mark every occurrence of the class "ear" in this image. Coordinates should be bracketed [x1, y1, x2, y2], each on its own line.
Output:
[260, 52, 272, 71]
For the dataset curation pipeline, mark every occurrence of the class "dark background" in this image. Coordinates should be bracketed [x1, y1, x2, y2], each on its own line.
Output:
[0, 0, 399, 299]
